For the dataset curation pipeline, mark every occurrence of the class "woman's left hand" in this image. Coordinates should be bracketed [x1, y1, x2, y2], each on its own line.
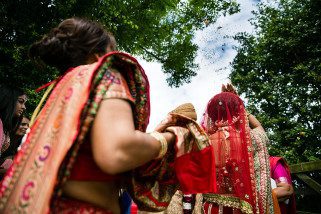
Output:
[274, 182, 294, 201]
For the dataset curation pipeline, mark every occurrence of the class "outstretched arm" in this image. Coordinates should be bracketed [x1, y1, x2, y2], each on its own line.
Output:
[91, 98, 175, 175]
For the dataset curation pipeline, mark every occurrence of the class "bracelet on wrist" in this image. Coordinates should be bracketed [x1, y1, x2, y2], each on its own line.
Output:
[149, 131, 168, 159]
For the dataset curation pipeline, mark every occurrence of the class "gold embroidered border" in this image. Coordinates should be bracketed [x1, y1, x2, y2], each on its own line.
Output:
[203, 194, 253, 214]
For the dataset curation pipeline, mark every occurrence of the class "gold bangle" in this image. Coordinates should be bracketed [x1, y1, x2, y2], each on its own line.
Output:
[149, 131, 168, 159]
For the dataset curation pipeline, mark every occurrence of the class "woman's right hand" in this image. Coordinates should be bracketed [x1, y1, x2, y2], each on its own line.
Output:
[154, 114, 177, 133]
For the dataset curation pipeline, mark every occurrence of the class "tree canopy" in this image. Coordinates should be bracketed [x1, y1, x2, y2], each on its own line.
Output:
[231, 0, 321, 164]
[0, 0, 239, 113]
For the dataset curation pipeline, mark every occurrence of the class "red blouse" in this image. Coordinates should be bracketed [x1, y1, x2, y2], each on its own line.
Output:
[69, 68, 135, 181]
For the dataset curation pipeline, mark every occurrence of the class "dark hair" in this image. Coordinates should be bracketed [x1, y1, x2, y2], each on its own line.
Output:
[22, 115, 30, 121]
[0, 85, 26, 134]
[29, 17, 115, 73]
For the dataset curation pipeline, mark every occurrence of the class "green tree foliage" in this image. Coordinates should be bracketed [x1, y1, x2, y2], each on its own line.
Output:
[0, 0, 239, 114]
[231, 0, 321, 163]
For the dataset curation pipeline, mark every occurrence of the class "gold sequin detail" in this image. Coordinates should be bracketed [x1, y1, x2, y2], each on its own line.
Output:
[203, 194, 253, 214]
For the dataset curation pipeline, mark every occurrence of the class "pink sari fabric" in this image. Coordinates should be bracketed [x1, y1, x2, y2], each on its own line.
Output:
[270, 157, 296, 214]
[274, 161, 290, 183]
[0, 62, 99, 213]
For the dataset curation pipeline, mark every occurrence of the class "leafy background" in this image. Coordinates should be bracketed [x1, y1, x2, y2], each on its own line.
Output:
[1, 0, 320, 211]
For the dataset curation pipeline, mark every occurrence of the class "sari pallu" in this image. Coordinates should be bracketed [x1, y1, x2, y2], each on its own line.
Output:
[0, 51, 151, 213]
[201, 128, 273, 214]
[200, 92, 273, 214]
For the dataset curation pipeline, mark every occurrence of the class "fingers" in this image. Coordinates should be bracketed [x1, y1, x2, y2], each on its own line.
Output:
[227, 83, 234, 92]
[154, 115, 177, 132]
[222, 83, 237, 94]
[221, 84, 227, 92]
[224, 83, 237, 95]
[227, 83, 232, 91]
[161, 114, 176, 125]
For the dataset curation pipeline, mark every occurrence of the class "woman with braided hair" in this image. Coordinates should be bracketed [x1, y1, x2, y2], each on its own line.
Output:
[0, 17, 177, 213]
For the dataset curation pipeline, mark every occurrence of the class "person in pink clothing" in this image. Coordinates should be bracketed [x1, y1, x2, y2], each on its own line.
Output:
[270, 156, 296, 214]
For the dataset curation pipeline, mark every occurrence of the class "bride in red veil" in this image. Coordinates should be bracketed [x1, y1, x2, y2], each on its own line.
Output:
[200, 87, 273, 214]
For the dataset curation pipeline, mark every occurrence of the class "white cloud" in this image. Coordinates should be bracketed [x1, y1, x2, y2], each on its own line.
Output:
[138, 0, 258, 131]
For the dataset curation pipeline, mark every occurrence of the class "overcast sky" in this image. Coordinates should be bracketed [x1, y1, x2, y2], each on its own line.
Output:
[140, 0, 259, 131]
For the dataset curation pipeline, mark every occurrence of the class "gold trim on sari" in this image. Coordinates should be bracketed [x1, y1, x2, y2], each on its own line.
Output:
[203, 193, 254, 214]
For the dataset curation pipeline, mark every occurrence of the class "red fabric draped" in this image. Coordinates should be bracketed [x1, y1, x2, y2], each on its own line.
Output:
[201, 92, 257, 213]
[129, 110, 216, 212]
[168, 114, 216, 194]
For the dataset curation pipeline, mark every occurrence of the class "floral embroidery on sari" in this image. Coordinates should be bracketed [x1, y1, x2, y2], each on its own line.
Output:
[250, 128, 273, 214]
[0, 63, 96, 213]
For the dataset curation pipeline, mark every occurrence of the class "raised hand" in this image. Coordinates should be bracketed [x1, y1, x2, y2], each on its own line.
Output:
[221, 83, 238, 95]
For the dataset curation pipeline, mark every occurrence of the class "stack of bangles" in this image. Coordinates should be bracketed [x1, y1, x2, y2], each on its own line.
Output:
[149, 131, 168, 159]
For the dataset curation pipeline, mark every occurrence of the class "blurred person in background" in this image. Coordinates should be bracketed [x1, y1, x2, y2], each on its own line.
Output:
[0, 85, 27, 177]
